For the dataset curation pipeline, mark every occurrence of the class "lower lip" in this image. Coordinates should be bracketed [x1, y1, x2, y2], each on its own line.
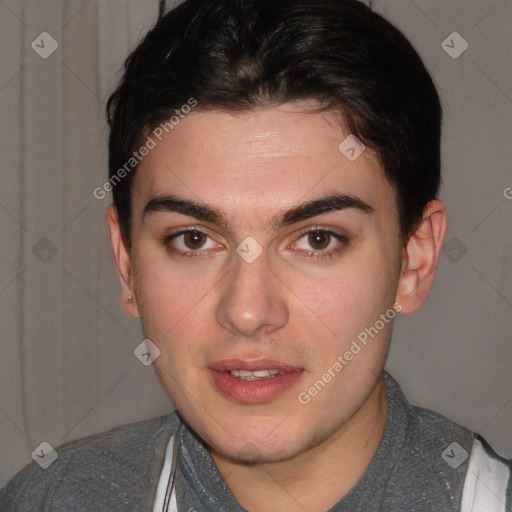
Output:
[208, 369, 304, 403]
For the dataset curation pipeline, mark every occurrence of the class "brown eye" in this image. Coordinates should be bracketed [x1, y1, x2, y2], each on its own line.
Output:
[183, 230, 207, 249]
[291, 228, 346, 259]
[307, 230, 331, 250]
[164, 228, 220, 258]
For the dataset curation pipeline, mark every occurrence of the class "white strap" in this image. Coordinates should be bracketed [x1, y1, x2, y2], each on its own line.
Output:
[153, 434, 178, 512]
[461, 437, 510, 512]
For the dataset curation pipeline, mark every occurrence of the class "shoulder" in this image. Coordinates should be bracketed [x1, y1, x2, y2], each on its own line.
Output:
[384, 372, 475, 480]
[387, 402, 475, 509]
[411, 403, 475, 461]
[404, 403, 511, 511]
[0, 411, 181, 511]
[382, 372, 510, 510]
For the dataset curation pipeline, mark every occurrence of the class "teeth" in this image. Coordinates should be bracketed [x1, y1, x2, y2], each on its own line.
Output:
[229, 369, 281, 380]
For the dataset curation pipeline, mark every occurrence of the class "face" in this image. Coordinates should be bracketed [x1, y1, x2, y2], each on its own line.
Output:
[118, 103, 404, 462]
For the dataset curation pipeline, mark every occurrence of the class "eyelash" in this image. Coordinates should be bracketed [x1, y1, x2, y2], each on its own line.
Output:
[161, 227, 217, 259]
[161, 226, 348, 260]
[293, 226, 347, 259]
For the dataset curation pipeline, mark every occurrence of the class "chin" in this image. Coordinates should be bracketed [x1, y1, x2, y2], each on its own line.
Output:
[195, 415, 312, 464]
[216, 437, 305, 464]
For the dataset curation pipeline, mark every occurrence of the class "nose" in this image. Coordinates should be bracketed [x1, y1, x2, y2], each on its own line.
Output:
[215, 249, 289, 338]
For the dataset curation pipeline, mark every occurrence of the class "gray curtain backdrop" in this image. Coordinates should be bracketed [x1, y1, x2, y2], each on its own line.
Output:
[0, 0, 510, 488]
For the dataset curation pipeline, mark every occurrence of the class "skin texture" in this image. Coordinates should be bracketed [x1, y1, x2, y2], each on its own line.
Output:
[107, 102, 447, 512]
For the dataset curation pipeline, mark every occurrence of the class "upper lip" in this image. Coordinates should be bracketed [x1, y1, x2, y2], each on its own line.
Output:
[209, 358, 303, 373]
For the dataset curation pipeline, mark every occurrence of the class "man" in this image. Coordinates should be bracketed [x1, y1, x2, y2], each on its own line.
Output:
[1, 0, 510, 510]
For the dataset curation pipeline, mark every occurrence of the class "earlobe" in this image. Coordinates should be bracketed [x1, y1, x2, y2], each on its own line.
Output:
[396, 200, 447, 314]
[106, 204, 140, 318]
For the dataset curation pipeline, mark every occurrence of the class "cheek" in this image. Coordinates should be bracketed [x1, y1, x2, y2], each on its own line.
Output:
[133, 254, 221, 385]
[133, 254, 218, 337]
[289, 252, 395, 341]
[291, 256, 399, 396]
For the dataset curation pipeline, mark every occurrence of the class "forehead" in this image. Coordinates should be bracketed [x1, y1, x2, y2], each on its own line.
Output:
[131, 104, 396, 224]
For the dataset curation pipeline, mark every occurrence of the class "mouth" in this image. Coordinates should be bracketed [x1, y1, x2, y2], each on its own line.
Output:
[228, 368, 282, 381]
[208, 359, 304, 403]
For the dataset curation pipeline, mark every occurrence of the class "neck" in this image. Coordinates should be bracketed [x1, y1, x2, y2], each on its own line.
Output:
[210, 377, 388, 512]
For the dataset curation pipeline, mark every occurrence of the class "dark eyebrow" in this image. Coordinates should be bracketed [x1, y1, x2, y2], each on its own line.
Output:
[142, 195, 229, 229]
[142, 193, 374, 230]
[274, 194, 374, 229]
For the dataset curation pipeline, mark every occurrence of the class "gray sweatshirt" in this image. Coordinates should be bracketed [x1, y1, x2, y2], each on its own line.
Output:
[1, 371, 511, 511]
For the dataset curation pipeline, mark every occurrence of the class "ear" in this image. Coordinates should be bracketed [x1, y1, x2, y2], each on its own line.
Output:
[106, 204, 140, 318]
[396, 200, 447, 314]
